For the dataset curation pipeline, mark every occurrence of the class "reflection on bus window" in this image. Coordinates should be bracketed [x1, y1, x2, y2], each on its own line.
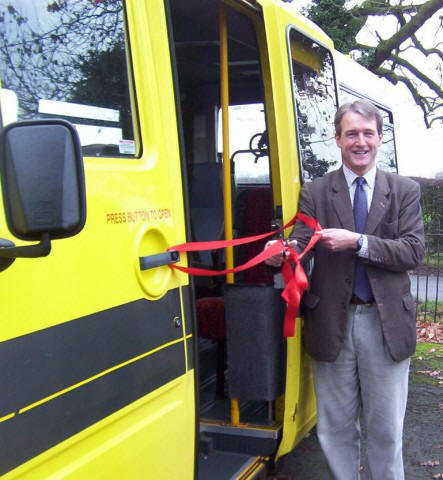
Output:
[288, 28, 340, 181]
[0, 0, 136, 157]
[377, 125, 397, 173]
[340, 86, 398, 173]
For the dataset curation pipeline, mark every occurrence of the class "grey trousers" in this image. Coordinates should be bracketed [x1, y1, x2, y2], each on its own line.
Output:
[312, 304, 410, 480]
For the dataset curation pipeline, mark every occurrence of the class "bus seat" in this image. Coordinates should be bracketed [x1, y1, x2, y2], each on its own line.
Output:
[189, 162, 224, 268]
[196, 186, 274, 398]
[191, 163, 226, 396]
[224, 187, 285, 402]
[236, 186, 273, 284]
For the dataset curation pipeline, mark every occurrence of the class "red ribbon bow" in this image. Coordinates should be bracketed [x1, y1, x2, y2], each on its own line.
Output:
[168, 213, 321, 336]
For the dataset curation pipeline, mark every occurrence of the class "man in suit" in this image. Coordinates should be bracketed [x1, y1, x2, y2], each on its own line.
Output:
[266, 100, 424, 479]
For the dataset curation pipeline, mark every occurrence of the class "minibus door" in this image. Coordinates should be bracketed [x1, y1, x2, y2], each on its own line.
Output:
[0, 1, 195, 478]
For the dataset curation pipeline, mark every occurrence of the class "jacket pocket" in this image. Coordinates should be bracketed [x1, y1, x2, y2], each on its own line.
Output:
[402, 293, 415, 311]
[304, 292, 320, 310]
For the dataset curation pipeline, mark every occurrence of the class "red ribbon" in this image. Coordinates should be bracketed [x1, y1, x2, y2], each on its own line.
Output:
[168, 213, 322, 336]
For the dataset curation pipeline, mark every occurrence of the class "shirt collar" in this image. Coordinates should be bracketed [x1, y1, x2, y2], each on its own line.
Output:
[342, 164, 376, 190]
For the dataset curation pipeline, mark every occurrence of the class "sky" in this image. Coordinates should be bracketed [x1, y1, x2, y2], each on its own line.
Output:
[392, 91, 442, 178]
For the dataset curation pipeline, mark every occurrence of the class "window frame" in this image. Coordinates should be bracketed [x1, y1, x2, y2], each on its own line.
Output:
[0, 0, 140, 159]
[285, 25, 340, 183]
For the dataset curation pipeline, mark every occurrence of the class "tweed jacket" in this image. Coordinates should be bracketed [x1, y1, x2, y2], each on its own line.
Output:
[291, 167, 425, 362]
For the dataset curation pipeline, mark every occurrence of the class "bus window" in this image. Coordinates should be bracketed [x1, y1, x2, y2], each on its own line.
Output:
[288, 28, 340, 181]
[218, 104, 270, 185]
[377, 123, 397, 173]
[0, 0, 137, 157]
[340, 86, 398, 173]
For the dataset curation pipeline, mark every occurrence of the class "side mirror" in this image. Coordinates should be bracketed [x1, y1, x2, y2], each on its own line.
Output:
[0, 119, 86, 261]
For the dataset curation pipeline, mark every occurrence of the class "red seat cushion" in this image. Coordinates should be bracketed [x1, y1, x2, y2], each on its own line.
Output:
[196, 297, 226, 340]
[239, 187, 273, 284]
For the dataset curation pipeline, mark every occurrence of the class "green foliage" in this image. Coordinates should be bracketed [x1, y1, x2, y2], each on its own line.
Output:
[410, 343, 442, 386]
[305, 0, 362, 53]
[421, 182, 443, 230]
[356, 48, 376, 68]
[411, 179, 443, 271]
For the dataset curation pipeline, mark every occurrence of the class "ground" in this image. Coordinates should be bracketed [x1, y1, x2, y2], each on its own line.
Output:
[269, 342, 443, 479]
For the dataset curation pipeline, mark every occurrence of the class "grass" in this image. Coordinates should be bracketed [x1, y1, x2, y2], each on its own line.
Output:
[410, 343, 443, 386]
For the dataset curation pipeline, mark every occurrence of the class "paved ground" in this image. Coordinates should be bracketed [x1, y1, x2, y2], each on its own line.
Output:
[268, 349, 442, 479]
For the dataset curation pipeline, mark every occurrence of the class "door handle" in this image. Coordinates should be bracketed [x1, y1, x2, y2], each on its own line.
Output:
[139, 251, 179, 271]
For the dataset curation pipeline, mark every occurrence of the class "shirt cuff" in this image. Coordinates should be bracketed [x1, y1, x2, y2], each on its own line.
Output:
[357, 235, 369, 258]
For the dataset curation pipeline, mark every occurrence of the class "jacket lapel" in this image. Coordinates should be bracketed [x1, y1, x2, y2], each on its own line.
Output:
[330, 168, 355, 230]
[365, 169, 390, 234]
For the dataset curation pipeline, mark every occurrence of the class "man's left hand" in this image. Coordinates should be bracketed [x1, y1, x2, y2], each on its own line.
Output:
[319, 228, 360, 252]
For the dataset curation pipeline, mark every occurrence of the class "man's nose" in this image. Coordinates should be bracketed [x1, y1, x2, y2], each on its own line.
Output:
[355, 132, 365, 144]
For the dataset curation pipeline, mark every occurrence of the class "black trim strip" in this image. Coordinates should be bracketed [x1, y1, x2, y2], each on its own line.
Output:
[0, 290, 183, 416]
[182, 284, 193, 336]
[187, 335, 194, 370]
[0, 342, 185, 475]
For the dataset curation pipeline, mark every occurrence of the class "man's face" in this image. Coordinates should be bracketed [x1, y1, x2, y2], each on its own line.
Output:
[335, 111, 382, 175]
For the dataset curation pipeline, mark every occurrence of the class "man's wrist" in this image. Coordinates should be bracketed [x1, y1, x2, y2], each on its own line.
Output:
[356, 235, 369, 258]
[355, 234, 364, 252]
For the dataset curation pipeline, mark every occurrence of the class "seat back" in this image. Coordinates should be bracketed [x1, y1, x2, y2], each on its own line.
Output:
[236, 186, 273, 284]
[189, 163, 224, 267]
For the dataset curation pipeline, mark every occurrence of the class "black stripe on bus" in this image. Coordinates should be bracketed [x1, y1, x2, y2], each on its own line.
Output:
[182, 284, 193, 336]
[187, 335, 194, 370]
[0, 289, 183, 416]
[0, 341, 185, 475]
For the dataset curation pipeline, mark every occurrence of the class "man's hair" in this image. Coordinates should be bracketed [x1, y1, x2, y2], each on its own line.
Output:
[335, 100, 383, 136]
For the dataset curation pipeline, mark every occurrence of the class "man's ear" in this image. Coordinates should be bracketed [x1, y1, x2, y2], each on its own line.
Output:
[335, 134, 342, 148]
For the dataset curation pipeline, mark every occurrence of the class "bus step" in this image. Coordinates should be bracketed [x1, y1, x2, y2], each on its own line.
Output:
[200, 421, 281, 456]
[198, 451, 267, 480]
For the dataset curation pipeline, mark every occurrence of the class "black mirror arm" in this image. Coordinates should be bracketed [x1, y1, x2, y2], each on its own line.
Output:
[0, 232, 51, 259]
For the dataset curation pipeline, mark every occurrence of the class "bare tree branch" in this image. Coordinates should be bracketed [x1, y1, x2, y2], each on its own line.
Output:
[376, 67, 441, 127]
[306, 0, 442, 127]
[372, 0, 443, 67]
[350, 1, 420, 18]
[389, 54, 443, 98]
[411, 34, 443, 61]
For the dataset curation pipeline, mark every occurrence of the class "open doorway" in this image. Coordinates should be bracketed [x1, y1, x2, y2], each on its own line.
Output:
[167, 0, 284, 461]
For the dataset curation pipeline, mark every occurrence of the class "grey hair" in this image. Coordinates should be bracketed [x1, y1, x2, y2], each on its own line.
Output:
[335, 100, 383, 136]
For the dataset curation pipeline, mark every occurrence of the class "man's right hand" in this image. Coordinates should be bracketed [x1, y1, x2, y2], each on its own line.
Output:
[264, 239, 298, 267]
